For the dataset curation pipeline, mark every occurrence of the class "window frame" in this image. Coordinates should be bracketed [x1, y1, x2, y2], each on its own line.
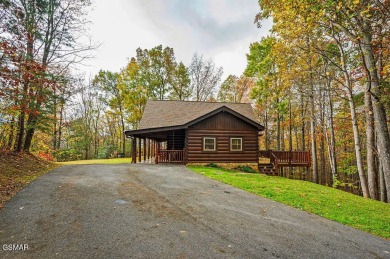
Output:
[203, 137, 216, 151]
[230, 137, 243, 151]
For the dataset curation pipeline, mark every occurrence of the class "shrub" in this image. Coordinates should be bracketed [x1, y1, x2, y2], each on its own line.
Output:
[37, 152, 54, 161]
[96, 145, 116, 159]
[206, 163, 219, 168]
[234, 165, 257, 174]
[54, 149, 82, 162]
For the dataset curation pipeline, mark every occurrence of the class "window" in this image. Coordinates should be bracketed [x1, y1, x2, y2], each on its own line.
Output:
[203, 137, 216, 151]
[230, 138, 242, 151]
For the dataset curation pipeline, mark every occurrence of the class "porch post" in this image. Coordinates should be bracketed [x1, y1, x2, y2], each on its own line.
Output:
[151, 140, 154, 157]
[132, 137, 136, 163]
[155, 141, 159, 164]
[143, 138, 146, 162]
[138, 138, 142, 162]
[257, 134, 260, 164]
[148, 139, 151, 160]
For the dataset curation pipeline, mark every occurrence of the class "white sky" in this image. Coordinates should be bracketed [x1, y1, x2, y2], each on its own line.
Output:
[82, 0, 272, 81]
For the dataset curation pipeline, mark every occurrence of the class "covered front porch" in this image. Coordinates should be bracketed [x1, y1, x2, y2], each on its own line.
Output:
[129, 129, 187, 164]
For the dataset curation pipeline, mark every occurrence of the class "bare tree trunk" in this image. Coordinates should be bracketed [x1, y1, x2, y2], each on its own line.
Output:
[335, 37, 370, 198]
[320, 131, 326, 184]
[327, 84, 337, 186]
[277, 110, 281, 150]
[320, 90, 327, 185]
[281, 115, 285, 151]
[57, 104, 64, 149]
[7, 116, 15, 149]
[289, 98, 292, 150]
[53, 122, 57, 150]
[288, 97, 293, 176]
[23, 115, 38, 152]
[294, 126, 299, 150]
[120, 107, 126, 154]
[309, 82, 318, 184]
[379, 162, 387, 202]
[371, 91, 390, 200]
[14, 4, 36, 152]
[53, 92, 57, 150]
[264, 107, 269, 150]
[300, 94, 306, 150]
[345, 86, 369, 198]
[23, 78, 45, 152]
[365, 91, 378, 200]
[24, 87, 45, 151]
[15, 83, 28, 152]
[360, 33, 390, 200]
[94, 121, 99, 158]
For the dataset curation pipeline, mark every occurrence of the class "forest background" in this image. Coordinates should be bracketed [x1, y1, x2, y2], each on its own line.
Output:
[0, 0, 389, 202]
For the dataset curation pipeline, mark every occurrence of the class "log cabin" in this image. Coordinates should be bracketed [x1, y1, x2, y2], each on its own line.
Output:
[125, 100, 310, 174]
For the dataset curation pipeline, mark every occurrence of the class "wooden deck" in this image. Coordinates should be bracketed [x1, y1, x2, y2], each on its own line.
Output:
[258, 150, 311, 175]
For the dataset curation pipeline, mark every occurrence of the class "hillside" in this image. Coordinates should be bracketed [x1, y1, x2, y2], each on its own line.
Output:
[0, 152, 58, 208]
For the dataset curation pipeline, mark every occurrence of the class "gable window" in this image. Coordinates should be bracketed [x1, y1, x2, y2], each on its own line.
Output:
[230, 138, 243, 151]
[203, 137, 216, 151]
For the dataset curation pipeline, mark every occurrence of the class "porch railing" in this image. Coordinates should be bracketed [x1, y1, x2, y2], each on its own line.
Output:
[157, 149, 184, 163]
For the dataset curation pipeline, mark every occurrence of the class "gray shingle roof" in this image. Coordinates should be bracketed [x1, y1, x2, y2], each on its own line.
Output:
[138, 100, 259, 130]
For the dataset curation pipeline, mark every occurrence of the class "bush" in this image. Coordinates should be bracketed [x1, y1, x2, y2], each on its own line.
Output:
[37, 152, 54, 161]
[206, 163, 219, 168]
[54, 149, 82, 162]
[96, 145, 116, 159]
[234, 165, 257, 174]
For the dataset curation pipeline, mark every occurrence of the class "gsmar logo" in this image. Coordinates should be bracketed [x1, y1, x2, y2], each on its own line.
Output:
[2, 244, 29, 251]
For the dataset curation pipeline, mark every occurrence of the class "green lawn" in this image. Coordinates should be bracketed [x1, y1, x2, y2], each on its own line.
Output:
[188, 166, 390, 239]
[59, 157, 132, 165]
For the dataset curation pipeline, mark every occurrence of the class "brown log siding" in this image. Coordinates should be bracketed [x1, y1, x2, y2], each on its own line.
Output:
[186, 112, 258, 163]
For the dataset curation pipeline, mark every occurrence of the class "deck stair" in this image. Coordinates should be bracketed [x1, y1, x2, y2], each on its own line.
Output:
[258, 163, 277, 175]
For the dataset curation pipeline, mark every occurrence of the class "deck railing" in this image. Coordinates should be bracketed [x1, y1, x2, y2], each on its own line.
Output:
[259, 150, 311, 172]
[271, 150, 311, 164]
[157, 149, 184, 163]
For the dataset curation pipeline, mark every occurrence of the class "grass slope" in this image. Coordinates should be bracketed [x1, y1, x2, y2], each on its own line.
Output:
[188, 166, 390, 239]
[0, 152, 59, 208]
[59, 157, 132, 165]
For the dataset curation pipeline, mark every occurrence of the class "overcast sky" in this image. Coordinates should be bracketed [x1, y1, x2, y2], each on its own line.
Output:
[83, 0, 272, 80]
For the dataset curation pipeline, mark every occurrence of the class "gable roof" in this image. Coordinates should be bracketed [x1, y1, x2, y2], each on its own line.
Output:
[138, 100, 259, 129]
[125, 100, 264, 138]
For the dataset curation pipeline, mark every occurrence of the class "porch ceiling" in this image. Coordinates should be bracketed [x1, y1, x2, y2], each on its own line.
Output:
[129, 127, 185, 142]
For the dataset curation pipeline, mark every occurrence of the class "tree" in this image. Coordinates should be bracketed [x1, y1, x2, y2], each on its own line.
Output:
[254, 0, 390, 200]
[92, 70, 126, 154]
[118, 58, 148, 129]
[169, 62, 191, 100]
[189, 53, 223, 101]
[218, 75, 254, 103]
[136, 45, 177, 100]
[0, 0, 95, 152]
[245, 37, 289, 152]
[217, 75, 238, 102]
[118, 46, 190, 128]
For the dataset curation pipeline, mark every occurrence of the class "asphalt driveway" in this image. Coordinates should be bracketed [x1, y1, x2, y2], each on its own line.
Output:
[0, 164, 389, 258]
